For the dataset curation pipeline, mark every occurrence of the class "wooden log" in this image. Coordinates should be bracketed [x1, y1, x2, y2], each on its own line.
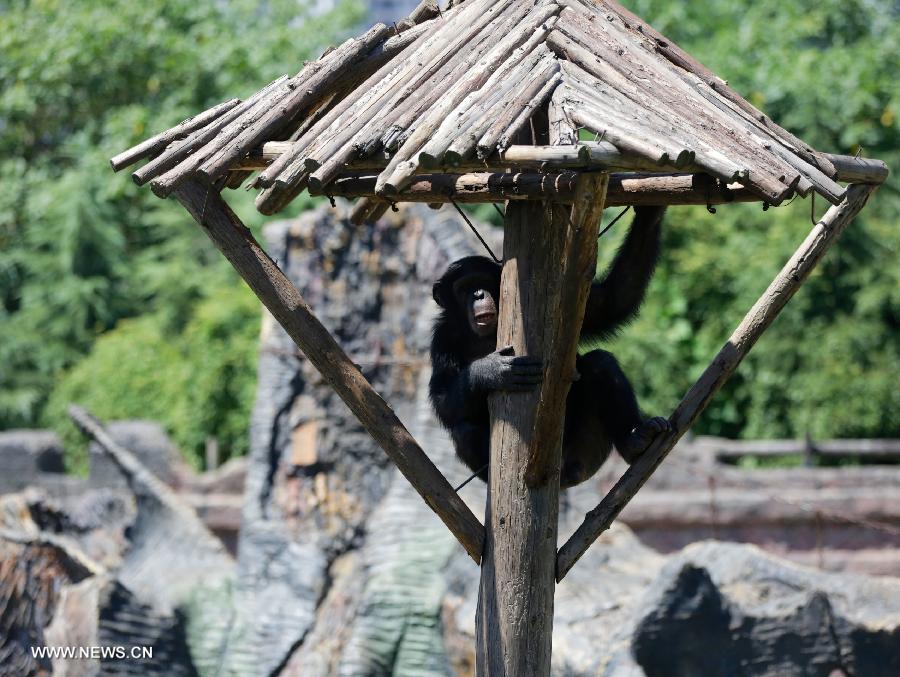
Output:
[173, 180, 485, 563]
[559, 9, 812, 203]
[424, 43, 555, 167]
[548, 85, 577, 146]
[314, 170, 761, 205]
[239, 141, 645, 172]
[551, 26, 799, 202]
[262, 0, 506, 196]
[110, 98, 240, 172]
[224, 169, 252, 189]
[318, 171, 581, 202]
[526, 173, 608, 486]
[131, 75, 288, 187]
[368, 0, 534, 157]
[563, 80, 797, 205]
[592, 0, 838, 179]
[348, 197, 386, 225]
[407, 0, 441, 23]
[255, 173, 308, 216]
[306, 0, 518, 170]
[252, 15, 441, 188]
[147, 77, 295, 197]
[555, 182, 878, 581]
[195, 22, 394, 184]
[470, 54, 559, 160]
[376, 1, 563, 196]
[237, 143, 883, 185]
[548, 32, 696, 165]
[306, 0, 522, 193]
[823, 154, 890, 184]
[259, 9, 439, 183]
[476, 173, 607, 675]
[494, 71, 562, 154]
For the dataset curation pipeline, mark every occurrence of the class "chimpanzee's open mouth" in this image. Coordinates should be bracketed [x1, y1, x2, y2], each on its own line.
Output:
[474, 311, 496, 325]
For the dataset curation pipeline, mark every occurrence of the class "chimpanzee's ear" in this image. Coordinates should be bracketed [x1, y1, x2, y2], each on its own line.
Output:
[432, 279, 450, 308]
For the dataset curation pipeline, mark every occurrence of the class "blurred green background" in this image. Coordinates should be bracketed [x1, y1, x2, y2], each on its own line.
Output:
[1, 0, 897, 470]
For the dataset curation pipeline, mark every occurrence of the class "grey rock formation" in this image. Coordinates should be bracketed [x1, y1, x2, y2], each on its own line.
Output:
[627, 542, 900, 677]
[89, 420, 184, 488]
[0, 429, 65, 492]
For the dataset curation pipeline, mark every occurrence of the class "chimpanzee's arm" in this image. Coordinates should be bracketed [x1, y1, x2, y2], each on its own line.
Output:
[429, 347, 543, 427]
[581, 206, 665, 340]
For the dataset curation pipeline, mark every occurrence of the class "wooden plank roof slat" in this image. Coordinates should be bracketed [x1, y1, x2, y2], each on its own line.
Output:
[421, 42, 557, 168]
[556, 9, 801, 188]
[195, 22, 395, 185]
[376, 0, 563, 196]
[254, 0, 499, 195]
[306, 0, 526, 193]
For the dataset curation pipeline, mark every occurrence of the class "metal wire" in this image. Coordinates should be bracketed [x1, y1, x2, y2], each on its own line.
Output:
[448, 194, 502, 263]
[598, 205, 630, 239]
[455, 464, 489, 492]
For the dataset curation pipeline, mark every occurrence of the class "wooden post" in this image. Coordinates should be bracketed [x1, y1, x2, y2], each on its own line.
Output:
[476, 173, 608, 675]
[555, 182, 878, 581]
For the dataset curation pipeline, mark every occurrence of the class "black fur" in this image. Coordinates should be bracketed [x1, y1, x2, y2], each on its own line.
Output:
[429, 206, 669, 488]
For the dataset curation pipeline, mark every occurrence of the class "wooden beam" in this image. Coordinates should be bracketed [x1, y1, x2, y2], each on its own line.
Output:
[237, 144, 886, 186]
[311, 170, 759, 206]
[712, 437, 900, 462]
[172, 180, 485, 564]
[238, 141, 665, 172]
[476, 174, 607, 674]
[555, 182, 878, 581]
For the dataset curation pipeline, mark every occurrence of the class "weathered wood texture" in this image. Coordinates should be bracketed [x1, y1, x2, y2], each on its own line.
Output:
[238, 142, 886, 184]
[110, 98, 240, 172]
[712, 438, 900, 462]
[476, 174, 607, 675]
[314, 170, 762, 206]
[556, 182, 878, 581]
[172, 180, 485, 563]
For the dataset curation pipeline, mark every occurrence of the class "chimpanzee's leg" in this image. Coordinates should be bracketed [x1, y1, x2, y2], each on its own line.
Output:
[576, 350, 670, 463]
[451, 421, 491, 483]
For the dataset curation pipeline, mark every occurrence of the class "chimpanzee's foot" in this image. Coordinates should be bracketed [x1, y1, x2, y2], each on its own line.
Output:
[618, 417, 671, 462]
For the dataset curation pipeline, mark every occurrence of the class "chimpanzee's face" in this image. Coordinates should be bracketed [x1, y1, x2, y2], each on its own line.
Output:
[453, 272, 499, 338]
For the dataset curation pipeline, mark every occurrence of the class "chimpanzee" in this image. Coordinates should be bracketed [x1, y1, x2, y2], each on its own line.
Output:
[429, 205, 671, 488]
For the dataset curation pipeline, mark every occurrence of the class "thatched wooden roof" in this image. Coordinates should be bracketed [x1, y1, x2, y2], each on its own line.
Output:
[113, 0, 855, 217]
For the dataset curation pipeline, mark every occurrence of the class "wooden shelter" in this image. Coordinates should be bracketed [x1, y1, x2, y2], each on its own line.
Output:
[111, 0, 887, 673]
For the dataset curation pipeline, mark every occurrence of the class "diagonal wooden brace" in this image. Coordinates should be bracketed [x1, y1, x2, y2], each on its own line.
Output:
[173, 180, 485, 563]
[556, 182, 878, 581]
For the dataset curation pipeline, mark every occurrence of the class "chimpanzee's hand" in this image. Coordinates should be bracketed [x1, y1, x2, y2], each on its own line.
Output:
[469, 345, 543, 391]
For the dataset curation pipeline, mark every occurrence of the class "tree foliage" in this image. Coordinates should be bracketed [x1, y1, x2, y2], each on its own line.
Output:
[602, 0, 900, 439]
[0, 0, 361, 462]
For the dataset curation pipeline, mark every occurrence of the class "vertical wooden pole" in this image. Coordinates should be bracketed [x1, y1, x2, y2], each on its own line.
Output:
[476, 173, 608, 675]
